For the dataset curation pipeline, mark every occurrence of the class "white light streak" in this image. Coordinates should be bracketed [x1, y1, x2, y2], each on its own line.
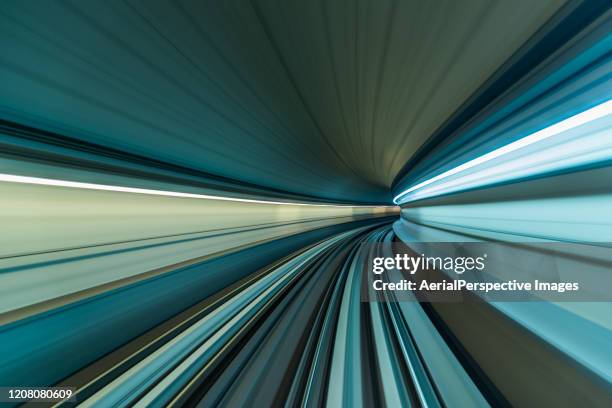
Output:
[0, 173, 377, 209]
[394, 99, 612, 204]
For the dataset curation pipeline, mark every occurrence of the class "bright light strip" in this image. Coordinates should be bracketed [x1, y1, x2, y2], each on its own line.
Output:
[0, 173, 373, 208]
[393, 99, 612, 204]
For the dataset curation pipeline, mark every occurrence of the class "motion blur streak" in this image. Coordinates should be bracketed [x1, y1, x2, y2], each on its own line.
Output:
[0, 1, 611, 408]
[393, 99, 612, 204]
[0, 173, 372, 207]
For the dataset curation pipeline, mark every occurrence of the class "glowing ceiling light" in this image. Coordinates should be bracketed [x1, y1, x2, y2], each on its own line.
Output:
[394, 99, 612, 204]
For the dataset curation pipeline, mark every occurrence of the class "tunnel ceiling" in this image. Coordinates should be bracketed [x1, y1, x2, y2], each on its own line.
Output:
[1, 0, 565, 203]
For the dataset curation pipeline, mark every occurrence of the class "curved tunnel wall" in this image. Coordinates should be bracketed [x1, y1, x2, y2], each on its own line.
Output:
[0, 1, 611, 407]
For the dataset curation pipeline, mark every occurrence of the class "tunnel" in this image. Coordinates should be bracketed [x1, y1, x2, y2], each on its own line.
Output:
[0, 0, 611, 407]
